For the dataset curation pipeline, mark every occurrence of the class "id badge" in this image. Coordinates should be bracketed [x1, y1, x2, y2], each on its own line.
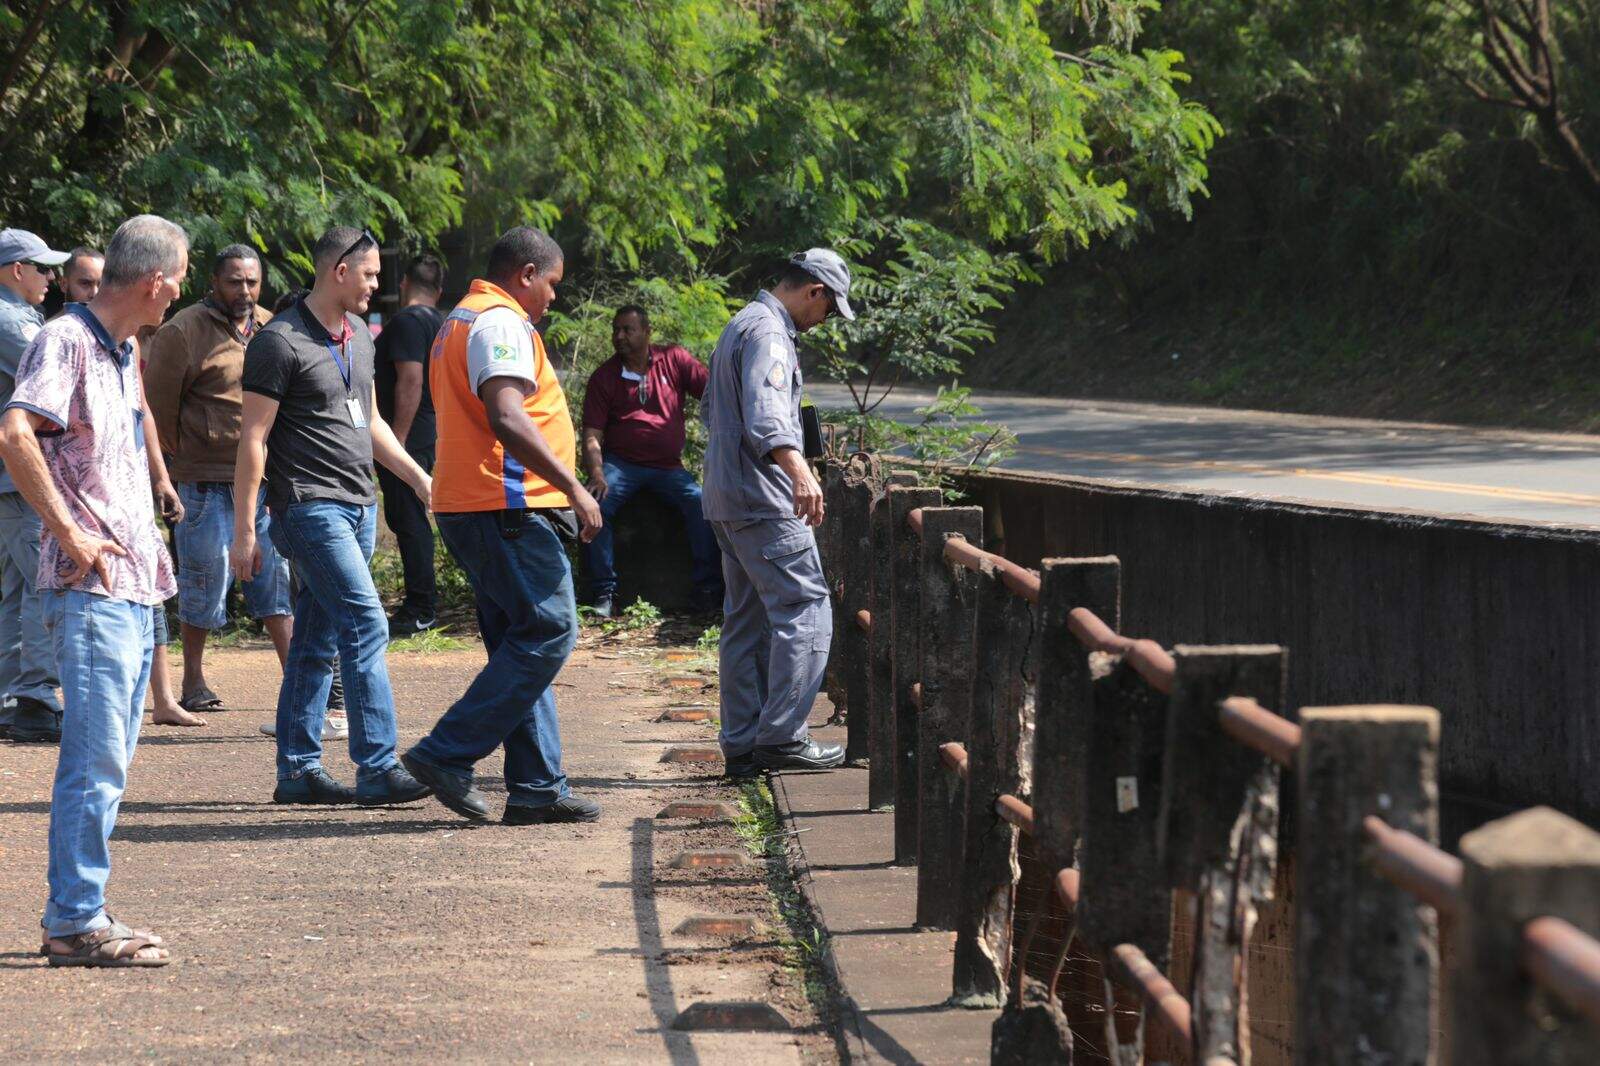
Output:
[346, 397, 367, 428]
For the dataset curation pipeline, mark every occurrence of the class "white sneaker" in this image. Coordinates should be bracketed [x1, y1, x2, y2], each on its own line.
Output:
[259, 712, 349, 740]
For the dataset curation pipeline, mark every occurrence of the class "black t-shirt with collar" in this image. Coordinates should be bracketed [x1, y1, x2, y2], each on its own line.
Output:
[241, 298, 376, 513]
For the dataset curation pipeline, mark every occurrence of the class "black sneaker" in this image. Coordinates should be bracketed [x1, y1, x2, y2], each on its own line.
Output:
[503, 794, 601, 825]
[356, 765, 433, 806]
[386, 610, 436, 639]
[273, 768, 356, 805]
[400, 750, 490, 821]
[754, 739, 847, 771]
[10, 697, 62, 744]
[590, 594, 615, 620]
[724, 752, 759, 780]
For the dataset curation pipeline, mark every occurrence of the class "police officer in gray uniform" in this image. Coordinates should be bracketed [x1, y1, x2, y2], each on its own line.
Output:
[702, 249, 854, 778]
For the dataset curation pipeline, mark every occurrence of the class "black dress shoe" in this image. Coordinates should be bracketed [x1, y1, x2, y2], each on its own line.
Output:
[401, 750, 490, 821]
[10, 696, 62, 743]
[754, 739, 847, 771]
[356, 765, 433, 806]
[723, 752, 759, 780]
[503, 794, 601, 825]
[273, 768, 356, 805]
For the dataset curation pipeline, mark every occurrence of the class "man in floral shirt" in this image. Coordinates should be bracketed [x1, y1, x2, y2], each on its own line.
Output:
[0, 215, 188, 967]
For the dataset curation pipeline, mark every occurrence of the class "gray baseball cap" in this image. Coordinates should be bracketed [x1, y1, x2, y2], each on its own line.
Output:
[0, 228, 70, 268]
[790, 248, 855, 320]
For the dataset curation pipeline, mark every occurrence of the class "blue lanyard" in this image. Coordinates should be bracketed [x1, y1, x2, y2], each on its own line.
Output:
[325, 338, 352, 394]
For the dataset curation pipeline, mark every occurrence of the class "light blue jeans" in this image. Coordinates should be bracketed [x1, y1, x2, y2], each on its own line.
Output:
[267, 500, 398, 784]
[41, 590, 153, 938]
[174, 481, 291, 629]
[0, 491, 61, 723]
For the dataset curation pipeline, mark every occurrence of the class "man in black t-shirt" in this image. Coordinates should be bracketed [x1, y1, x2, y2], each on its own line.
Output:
[374, 255, 445, 634]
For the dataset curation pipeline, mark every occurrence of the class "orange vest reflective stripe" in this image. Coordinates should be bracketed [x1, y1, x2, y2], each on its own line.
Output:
[430, 279, 575, 513]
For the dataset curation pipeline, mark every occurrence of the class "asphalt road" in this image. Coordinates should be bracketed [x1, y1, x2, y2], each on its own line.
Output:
[808, 385, 1600, 528]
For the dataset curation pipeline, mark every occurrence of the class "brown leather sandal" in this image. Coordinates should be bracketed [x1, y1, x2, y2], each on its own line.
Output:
[47, 920, 170, 967]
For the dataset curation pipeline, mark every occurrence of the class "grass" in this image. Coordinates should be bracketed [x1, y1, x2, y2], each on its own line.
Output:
[388, 628, 472, 653]
[734, 779, 839, 1023]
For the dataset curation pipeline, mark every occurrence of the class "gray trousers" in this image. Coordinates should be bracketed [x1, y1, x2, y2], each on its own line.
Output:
[711, 516, 832, 755]
[0, 491, 61, 724]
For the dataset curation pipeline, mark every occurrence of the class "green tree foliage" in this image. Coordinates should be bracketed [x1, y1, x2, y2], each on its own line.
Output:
[0, 1, 1215, 283]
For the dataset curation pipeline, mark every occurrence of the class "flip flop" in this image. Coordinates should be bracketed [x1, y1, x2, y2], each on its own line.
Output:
[177, 686, 225, 713]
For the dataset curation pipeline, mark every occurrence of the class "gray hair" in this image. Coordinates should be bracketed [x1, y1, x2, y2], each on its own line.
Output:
[102, 215, 189, 289]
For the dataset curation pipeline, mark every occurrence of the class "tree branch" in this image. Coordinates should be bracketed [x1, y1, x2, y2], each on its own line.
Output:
[0, 0, 64, 104]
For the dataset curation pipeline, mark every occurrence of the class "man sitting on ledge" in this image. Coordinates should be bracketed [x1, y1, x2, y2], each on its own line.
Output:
[581, 305, 722, 617]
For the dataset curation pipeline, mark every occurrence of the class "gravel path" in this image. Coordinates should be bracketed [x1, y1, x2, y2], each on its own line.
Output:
[0, 637, 836, 1064]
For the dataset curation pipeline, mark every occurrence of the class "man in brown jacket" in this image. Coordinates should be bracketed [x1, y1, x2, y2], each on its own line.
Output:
[144, 245, 315, 722]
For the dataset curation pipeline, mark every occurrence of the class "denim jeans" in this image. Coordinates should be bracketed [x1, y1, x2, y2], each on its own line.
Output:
[267, 500, 397, 783]
[0, 491, 61, 723]
[174, 481, 291, 629]
[582, 456, 721, 600]
[40, 590, 153, 937]
[410, 509, 574, 808]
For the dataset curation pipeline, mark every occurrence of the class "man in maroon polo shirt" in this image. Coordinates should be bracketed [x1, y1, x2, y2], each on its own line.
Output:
[581, 305, 721, 616]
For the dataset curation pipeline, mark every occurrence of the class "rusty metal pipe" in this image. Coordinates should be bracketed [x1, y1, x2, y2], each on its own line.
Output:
[1110, 942, 1193, 1043]
[1066, 607, 1137, 655]
[908, 507, 924, 537]
[941, 536, 1042, 604]
[1523, 916, 1600, 1030]
[939, 742, 969, 780]
[995, 793, 1035, 835]
[1217, 696, 1302, 767]
[855, 609, 871, 633]
[1055, 867, 1081, 909]
[1124, 639, 1176, 694]
[1364, 816, 1464, 914]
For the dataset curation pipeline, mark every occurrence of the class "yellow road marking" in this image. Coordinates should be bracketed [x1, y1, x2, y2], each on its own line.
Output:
[1018, 445, 1600, 508]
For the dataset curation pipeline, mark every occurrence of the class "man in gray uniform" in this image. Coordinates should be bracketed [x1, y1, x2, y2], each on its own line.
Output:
[702, 249, 854, 778]
[0, 229, 68, 743]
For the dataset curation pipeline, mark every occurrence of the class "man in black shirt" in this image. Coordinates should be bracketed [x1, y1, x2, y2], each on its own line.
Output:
[374, 255, 445, 634]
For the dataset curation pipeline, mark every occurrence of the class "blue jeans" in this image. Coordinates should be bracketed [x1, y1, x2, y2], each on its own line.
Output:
[410, 510, 574, 808]
[40, 590, 153, 937]
[582, 456, 721, 599]
[0, 491, 61, 721]
[267, 500, 397, 783]
[174, 481, 292, 629]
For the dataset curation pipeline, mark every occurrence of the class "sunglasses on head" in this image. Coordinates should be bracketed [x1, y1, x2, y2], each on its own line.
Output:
[337, 230, 378, 263]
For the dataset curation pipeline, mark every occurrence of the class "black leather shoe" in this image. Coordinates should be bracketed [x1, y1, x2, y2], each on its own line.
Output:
[356, 765, 433, 806]
[502, 794, 601, 825]
[273, 768, 356, 805]
[723, 752, 759, 780]
[754, 739, 847, 771]
[401, 750, 490, 821]
[10, 696, 62, 744]
[590, 595, 615, 620]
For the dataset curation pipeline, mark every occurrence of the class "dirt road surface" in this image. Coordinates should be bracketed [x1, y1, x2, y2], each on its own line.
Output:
[0, 639, 835, 1064]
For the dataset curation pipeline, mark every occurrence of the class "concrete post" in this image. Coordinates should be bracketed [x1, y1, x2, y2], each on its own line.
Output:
[1034, 557, 1121, 875]
[840, 478, 874, 766]
[1294, 706, 1440, 1066]
[1450, 806, 1600, 1065]
[914, 506, 984, 930]
[866, 475, 913, 811]
[1077, 658, 1172, 1065]
[1161, 646, 1287, 1066]
[950, 561, 1032, 1009]
[890, 485, 941, 864]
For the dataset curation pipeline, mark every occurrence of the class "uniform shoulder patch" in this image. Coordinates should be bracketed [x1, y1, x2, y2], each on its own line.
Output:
[767, 362, 787, 388]
[491, 343, 516, 362]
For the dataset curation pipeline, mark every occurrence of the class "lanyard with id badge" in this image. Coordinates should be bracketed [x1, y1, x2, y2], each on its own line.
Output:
[326, 333, 367, 428]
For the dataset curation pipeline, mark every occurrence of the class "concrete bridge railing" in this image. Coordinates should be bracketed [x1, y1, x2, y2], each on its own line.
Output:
[816, 453, 1600, 1065]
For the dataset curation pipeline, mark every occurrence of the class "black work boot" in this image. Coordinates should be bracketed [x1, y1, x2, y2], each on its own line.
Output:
[754, 739, 846, 771]
[10, 697, 62, 744]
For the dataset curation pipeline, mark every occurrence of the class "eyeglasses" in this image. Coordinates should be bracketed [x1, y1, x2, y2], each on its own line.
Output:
[337, 230, 378, 263]
[23, 261, 57, 277]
